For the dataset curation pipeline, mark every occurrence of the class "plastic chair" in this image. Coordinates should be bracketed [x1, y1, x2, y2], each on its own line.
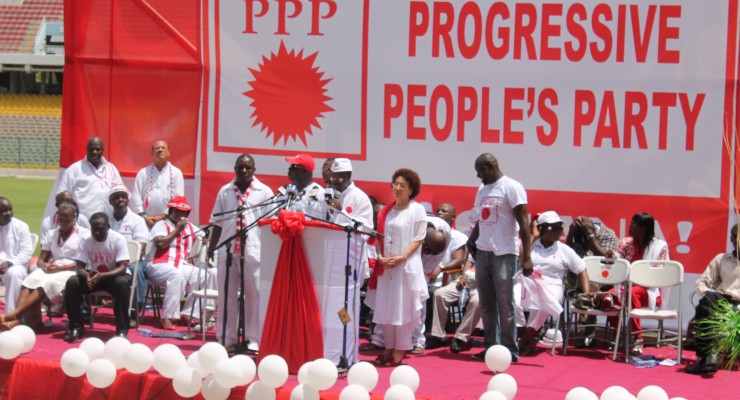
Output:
[626, 260, 684, 363]
[88, 240, 142, 328]
[563, 256, 631, 361]
[184, 237, 218, 341]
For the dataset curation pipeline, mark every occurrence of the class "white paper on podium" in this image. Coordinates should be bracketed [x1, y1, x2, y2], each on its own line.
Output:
[259, 223, 367, 365]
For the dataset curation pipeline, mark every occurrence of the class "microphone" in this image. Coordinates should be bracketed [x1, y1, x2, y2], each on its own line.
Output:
[324, 187, 336, 202]
[285, 184, 299, 208]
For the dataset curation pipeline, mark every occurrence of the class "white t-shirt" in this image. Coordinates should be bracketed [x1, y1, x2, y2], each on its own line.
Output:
[210, 177, 274, 263]
[58, 158, 122, 219]
[470, 176, 527, 255]
[0, 218, 33, 267]
[130, 162, 185, 216]
[42, 226, 91, 262]
[150, 219, 201, 268]
[40, 213, 90, 241]
[332, 182, 374, 229]
[422, 215, 452, 276]
[531, 239, 586, 290]
[76, 229, 130, 274]
[109, 210, 149, 243]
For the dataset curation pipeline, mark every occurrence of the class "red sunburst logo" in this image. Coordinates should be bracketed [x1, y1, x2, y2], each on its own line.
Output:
[244, 42, 334, 146]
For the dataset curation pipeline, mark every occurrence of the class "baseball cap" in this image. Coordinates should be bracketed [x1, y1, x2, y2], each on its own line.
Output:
[285, 154, 315, 172]
[167, 196, 191, 211]
[537, 211, 563, 225]
[330, 158, 352, 173]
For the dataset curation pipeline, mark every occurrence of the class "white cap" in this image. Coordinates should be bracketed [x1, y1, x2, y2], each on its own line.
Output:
[108, 184, 129, 198]
[537, 211, 562, 225]
[330, 158, 352, 173]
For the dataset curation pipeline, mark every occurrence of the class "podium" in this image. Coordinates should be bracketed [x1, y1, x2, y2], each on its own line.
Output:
[258, 216, 366, 369]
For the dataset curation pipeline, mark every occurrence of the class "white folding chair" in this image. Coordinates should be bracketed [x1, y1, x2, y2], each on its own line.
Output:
[185, 237, 218, 341]
[88, 240, 142, 328]
[563, 256, 630, 361]
[627, 259, 684, 363]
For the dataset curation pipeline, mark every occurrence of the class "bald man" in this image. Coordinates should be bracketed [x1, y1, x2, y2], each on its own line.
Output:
[131, 140, 185, 229]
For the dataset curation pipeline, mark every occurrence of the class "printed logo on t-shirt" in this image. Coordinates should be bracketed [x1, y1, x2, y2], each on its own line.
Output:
[97, 264, 110, 273]
[479, 196, 500, 224]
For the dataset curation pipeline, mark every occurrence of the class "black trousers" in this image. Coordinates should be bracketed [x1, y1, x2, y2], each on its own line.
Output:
[694, 291, 738, 356]
[65, 274, 131, 332]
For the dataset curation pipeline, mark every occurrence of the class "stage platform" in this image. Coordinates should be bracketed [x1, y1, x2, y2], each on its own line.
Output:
[0, 304, 735, 399]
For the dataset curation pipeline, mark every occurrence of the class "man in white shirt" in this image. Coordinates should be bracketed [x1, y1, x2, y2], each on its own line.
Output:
[130, 140, 185, 229]
[108, 184, 149, 322]
[40, 191, 90, 240]
[284, 153, 325, 220]
[208, 154, 274, 352]
[149, 196, 216, 330]
[467, 153, 532, 361]
[64, 213, 131, 342]
[58, 136, 123, 219]
[0, 197, 33, 314]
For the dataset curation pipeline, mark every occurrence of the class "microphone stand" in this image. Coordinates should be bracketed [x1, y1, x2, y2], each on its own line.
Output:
[310, 201, 382, 371]
[212, 198, 288, 352]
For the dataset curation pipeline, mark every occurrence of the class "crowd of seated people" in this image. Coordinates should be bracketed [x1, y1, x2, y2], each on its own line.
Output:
[1, 145, 738, 376]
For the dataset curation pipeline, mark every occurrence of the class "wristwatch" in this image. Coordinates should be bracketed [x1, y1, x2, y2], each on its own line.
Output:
[587, 234, 596, 239]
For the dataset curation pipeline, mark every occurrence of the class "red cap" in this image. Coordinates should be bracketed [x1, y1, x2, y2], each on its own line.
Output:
[167, 196, 191, 211]
[285, 154, 315, 172]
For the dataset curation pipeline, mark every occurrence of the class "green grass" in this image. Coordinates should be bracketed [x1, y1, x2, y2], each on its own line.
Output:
[0, 176, 54, 236]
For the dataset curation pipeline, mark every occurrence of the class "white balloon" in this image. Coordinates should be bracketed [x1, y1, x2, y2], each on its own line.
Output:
[246, 380, 276, 400]
[86, 358, 117, 388]
[257, 354, 289, 389]
[389, 365, 420, 393]
[306, 358, 338, 391]
[214, 358, 243, 389]
[0, 331, 23, 360]
[153, 344, 187, 379]
[79, 337, 105, 361]
[297, 362, 313, 385]
[670, 398, 688, 400]
[340, 384, 370, 400]
[61, 348, 90, 378]
[479, 391, 508, 400]
[485, 345, 512, 373]
[187, 351, 209, 379]
[199, 342, 229, 374]
[347, 361, 379, 392]
[201, 375, 230, 400]
[486, 373, 517, 400]
[10, 324, 36, 353]
[123, 343, 154, 374]
[173, 367, 202, 398]
[637, 386, 669, 400]
[232, 355, 257, 386]
[104, 336, 131, 369]
[601, 386, 631, 400]
[290, 383, 320, 400]
[566, 387, 599, 400]
[384, 384, 415, 400]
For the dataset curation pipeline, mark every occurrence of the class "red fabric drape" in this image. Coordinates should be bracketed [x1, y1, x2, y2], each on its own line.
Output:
[258, 210, 324, 373]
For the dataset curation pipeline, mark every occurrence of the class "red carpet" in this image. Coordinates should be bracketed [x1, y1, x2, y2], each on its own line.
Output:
[0, 304, 735, 399]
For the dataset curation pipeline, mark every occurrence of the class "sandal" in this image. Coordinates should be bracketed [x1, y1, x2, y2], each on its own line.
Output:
[161, 319, 176, 330]
[373, 354, 388, 366]
[631, 338, 644, 355]
[2, 320, 20, 331]
[383, 354, 406, 367]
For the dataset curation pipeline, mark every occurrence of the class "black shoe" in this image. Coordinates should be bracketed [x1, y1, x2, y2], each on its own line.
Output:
[685, 353, 719, 374]
[575, 337, 594, 349]
[450, 339, 463, 353]
[116, 330, 128, 339]
[425, 336, 449, 350]
[64, 327, 85, 343]
[471, 350, 486, 360]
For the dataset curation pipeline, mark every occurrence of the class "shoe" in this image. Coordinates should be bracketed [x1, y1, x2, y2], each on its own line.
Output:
[575, 337, 593, 349]
[472, 350, 486, 360]
[194, 321, 216, 332]
[116, 330, 128, 339]
[631, 338, 644, 355]
[360, 343, 383, 351]
[180, 315, 195, 326]
[161, 319, 176, 330]
[450, 339, 463, 353]
[64, 327, 85, 343]
[410, 346, 424, 355]
[373, 354, 388, 366]
[685, 353, 719, 374]
[425, 336, 449, 350]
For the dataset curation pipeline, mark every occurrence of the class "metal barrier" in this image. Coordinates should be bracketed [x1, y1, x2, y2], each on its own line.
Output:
[0, 136, 60, 169]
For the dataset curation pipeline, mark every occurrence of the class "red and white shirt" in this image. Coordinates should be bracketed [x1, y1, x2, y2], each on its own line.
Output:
[150, 219, 202, 268]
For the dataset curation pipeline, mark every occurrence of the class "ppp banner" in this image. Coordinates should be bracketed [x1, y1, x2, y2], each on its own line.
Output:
[199, 0, 739, 273]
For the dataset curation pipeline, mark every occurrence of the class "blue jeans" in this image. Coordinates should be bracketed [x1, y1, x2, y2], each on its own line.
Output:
[475, 251, 518, 356]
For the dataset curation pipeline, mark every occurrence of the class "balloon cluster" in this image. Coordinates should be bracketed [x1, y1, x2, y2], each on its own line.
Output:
[566, 385, 686, 400]
[0, 325, 36, 359]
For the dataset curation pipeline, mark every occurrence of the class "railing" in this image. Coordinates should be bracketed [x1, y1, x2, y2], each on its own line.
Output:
[0, 136, 59, 169]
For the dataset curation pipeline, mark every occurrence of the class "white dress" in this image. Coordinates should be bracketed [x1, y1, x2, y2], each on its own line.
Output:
[367, 201, 428, 326]
[22, 226, 90, 303]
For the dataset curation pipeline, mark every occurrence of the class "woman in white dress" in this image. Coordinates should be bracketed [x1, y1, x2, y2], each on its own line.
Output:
[369, 168, 428, 366]
[0, 202, 89, 330]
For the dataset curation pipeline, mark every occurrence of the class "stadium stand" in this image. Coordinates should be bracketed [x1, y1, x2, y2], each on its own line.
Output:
[0, 0, 63, 54]
[0, 93, 61, 169]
